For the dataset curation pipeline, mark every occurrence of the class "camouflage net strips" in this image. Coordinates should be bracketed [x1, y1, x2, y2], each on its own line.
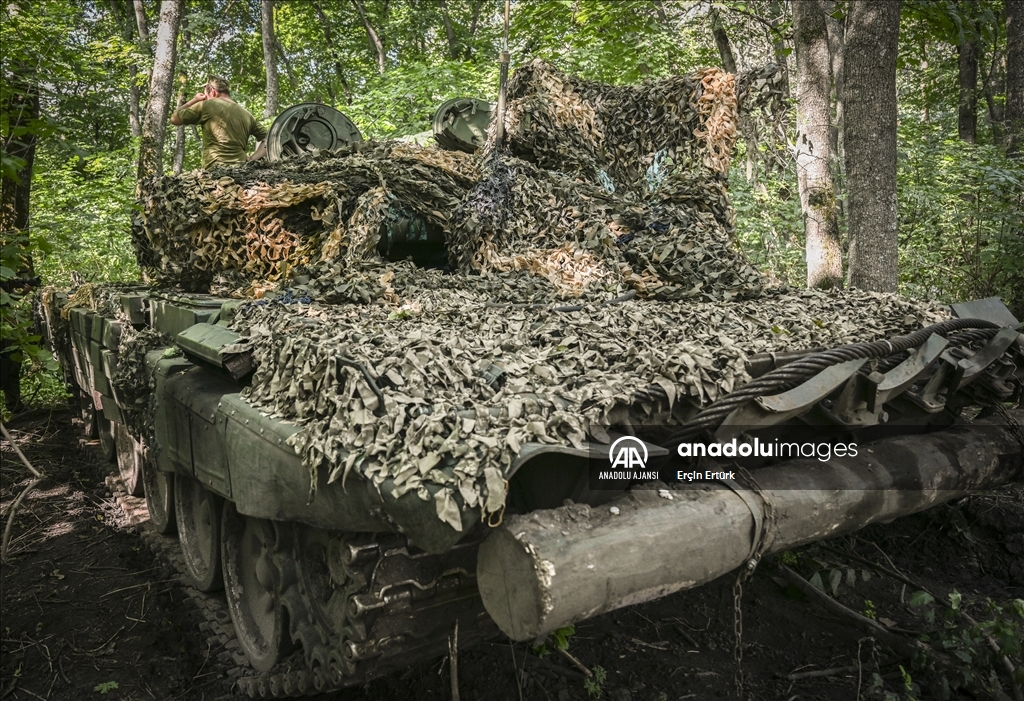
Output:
[231, 285, 947, 530]
[133, 61, 761, 303]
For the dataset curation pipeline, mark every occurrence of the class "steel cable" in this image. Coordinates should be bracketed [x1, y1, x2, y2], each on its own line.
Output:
[664, 318, 999, 444]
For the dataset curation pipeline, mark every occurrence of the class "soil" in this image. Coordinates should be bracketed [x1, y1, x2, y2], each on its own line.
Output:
[2, 408, 1022, 701]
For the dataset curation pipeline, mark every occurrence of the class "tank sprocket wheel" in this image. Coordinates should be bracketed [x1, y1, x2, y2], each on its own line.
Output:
[276, 524, 355, 688]
[113, 422, 144, 496]
[174, 474, 223, 591]
[222, 501, 293, 673]
[142, 458, 175, 534]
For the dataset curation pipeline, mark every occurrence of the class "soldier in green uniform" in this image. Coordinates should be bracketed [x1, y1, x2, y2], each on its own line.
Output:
[171, 77, 268, 168]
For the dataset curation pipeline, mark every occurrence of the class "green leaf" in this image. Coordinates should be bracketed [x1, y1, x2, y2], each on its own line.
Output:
[94, 681, 118, 694]
[909, 591, 935, 608]
[948, 590, 961, 611]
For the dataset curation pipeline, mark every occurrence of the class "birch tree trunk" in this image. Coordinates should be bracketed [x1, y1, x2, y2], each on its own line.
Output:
[794, 0, 843, 289]
[824, 1, 845, 165]
[137, 0, 182, 186]
[261, 0, 279, 120]
[845, 0, 902, 292]
[824, 2, 846, 226]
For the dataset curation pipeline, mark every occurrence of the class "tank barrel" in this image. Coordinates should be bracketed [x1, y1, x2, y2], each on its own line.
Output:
[476, 409, 1024, 641]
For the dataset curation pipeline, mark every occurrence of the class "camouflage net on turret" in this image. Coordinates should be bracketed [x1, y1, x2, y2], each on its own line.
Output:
[133, 61, 762, 303]
[126, 60, 949, 533]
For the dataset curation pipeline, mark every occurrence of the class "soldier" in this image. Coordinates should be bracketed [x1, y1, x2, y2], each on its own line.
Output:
[170, 77, 268, 168]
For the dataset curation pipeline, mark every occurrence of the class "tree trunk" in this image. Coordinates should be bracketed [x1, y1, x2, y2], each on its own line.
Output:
[172, 88, 186, 175]
[439, 0, 458, 59]
[793, 0, 843, 289]
[958, 0, 979, 143]
[351, 0, 386, 74]
[261, 0, 279, 120]
[468, 0, 483, 39]
[312, 1, 353, 106]
[477, 412, 1024, 641]
[137, 0, 182, 187]
[982, 17, 1005, 145]
[711, 10, 761, 182]
[134, 0, 151, 140]
[769, 0, 791, 98]
[134, 0, 149, 41]
[0, 72, 38, 277]
[824, 1, 845, 164]
[845, 0, 902, 293]
[1007, 0, 1023, 156]
[275, 39, 299, 92]
[710, 8, 737, 73]
[109, 0, 142, 137]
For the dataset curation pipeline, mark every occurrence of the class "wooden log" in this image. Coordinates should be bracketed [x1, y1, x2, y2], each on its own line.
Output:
[476, 412, 1024, 641]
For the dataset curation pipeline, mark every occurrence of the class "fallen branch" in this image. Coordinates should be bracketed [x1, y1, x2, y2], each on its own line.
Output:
[785, 664, 861, 681]
[1, 422, 48, 567]
[822, 544, 1023, 701]
[449, 620, 459, 701]
[556, 647, 593, 677]
[777, 565, 952, 671]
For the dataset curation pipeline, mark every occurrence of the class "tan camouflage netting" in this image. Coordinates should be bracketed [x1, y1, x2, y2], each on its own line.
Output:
[126, 61, 948, 532]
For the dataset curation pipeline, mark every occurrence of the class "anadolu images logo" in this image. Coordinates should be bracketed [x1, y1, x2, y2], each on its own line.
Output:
[608, 436, 648, 470]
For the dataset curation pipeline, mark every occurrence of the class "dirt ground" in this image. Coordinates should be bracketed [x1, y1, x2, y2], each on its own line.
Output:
[2, 408, 1022, 701]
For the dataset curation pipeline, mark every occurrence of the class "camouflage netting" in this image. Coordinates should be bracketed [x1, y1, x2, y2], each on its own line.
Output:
[231, 286, 947, 531]
[133, 60, 762, 303]
[123, 60, 950, 533]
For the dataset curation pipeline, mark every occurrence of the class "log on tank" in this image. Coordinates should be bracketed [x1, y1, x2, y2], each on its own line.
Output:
[476, 410, 1024, 641]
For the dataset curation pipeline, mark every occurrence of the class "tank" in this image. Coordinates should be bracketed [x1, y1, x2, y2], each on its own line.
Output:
[37, 60, 1024, 698]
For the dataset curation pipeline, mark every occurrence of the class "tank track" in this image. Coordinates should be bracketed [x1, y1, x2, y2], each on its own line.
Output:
[104, 471, 498, 699]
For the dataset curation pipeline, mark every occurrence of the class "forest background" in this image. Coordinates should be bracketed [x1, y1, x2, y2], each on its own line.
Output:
[2, 0, 1022, 406]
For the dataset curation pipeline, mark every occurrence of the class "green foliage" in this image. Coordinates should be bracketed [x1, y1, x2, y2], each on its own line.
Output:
[31, 149, 140, 287]
[347, 61, 499, 139]
[1, 235, 54, 368]
[730, 164, 805, 289]
[512, 0, 714, 83]
[531, 624, 575, 658]
[583, 665, 607, 698]
[93, 681, 118, 694]
[907, 590, 1024, 693]
[896, 119, 1024, 316]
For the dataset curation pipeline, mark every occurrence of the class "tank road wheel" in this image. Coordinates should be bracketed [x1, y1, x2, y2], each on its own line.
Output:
[97, 414, 116, 463]
[222, 501, 291, 672]
[174, 474, 223, 591]
[113, 423, 144, 496]
[142, 459, 175, 534]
